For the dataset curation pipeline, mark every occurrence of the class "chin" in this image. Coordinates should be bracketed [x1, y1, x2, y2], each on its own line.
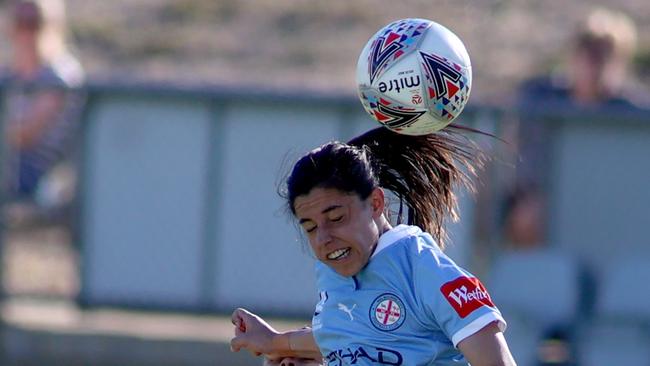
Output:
[332, 264, 361, 277]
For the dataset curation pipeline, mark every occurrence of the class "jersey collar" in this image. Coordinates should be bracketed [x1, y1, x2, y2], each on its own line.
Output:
[370, 224, 421, 259]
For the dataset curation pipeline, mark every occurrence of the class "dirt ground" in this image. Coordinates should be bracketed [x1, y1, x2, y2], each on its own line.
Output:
[0, 223, 304, 366]
[2, 222, 78, 299]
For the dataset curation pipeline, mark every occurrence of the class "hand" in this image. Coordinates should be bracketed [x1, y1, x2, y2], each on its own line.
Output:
[230, 308, 283, 357]
[263, 356, 323, 366]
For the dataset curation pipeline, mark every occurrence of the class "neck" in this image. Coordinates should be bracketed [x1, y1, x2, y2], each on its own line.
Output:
[377, 215, 392, 236]
[368, 216, 392, 258]
[572, 84, 609, 104]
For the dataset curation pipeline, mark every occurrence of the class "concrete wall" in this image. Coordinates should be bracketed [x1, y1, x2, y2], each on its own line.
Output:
[79, 85, 485, 317]
[77, 84, 650, 319]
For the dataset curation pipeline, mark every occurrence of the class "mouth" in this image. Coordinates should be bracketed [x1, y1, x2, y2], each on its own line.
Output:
[327, 248, 351, 261]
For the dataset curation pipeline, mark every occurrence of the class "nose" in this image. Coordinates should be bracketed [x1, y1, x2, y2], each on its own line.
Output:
[315, 227, 333, 247]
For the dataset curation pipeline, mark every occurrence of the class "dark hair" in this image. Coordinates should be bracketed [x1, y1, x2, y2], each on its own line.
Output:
[283, 126, 484, 249]
[13, 1, 43, 29]
[573, 7, 637, 62]
[500, 184, 541, 223]
[575, 31, 615, 64]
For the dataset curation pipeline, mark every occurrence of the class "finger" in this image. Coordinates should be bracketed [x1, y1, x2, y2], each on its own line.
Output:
[266, 355, 284, 362]
[280, 358, 298, 366]
[230, 336, 245, 353]
[263, 358, 280, 366]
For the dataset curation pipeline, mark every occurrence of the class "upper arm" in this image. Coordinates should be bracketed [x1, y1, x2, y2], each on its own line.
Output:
[457, 322, 516, 366]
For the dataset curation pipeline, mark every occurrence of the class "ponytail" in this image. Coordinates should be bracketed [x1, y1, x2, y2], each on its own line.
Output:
[348, 126, 484, 249]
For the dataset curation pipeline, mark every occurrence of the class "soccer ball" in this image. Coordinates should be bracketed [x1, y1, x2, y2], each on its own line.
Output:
[356, 18, 472, 135]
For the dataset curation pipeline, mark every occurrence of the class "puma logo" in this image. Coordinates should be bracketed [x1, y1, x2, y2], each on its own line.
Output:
[338, 303, 356, 321]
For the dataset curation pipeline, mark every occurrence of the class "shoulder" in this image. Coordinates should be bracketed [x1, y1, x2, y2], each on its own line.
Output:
[374, 225, 440, 255]
[517, 74, 571, 106]
[386, 226, 464, 276]
[401, 234, 506, 346]
[408, 234, 474, 288]
[371, 225, 443, 265]
[372, 225, 464, 282]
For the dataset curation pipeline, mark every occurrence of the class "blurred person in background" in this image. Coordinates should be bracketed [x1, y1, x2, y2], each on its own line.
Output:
[1, 0, 84, 220]
[230, 127, 516, 366]
[500, 185, 546, 252]
[516, 7, 647, 191]
[520, 7, 643, 108]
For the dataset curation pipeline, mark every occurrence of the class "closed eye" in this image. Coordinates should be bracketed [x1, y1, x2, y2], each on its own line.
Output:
[304, 225, 317, 233]
[331, 216, 343, 222]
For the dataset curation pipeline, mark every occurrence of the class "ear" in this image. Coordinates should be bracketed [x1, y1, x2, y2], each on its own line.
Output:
[369, 187, 386, 219]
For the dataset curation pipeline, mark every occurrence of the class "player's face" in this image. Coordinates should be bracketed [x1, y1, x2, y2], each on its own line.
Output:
[294, 187, 385, 277]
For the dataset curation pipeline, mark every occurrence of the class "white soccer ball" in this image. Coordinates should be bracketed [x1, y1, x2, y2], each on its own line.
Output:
[356, 18, 472, 135]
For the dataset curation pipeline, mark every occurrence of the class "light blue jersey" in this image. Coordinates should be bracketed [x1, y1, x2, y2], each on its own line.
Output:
[312, 225, 505, 366]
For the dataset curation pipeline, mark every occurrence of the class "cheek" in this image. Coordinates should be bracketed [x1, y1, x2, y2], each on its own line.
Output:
[306, 236, 319, 255]
[356, 223, 379, 253]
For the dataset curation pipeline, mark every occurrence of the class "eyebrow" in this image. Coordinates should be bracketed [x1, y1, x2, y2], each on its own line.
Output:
[298, 205, 343, 224]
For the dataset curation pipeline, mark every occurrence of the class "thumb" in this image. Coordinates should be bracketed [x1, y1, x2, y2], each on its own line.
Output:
[232, 308, 254, 332]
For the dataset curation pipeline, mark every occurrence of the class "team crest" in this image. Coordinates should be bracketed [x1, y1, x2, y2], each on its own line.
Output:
[369, 293, 406, 331]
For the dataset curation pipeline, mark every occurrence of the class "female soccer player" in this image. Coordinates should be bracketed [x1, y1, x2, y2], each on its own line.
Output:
[230, 126, 516, 366]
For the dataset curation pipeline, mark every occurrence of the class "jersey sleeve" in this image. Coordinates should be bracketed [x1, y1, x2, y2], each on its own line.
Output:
[412, 237, 506, 347]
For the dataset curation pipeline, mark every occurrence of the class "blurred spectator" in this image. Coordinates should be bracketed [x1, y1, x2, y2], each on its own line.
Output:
[516, 7, 648, 190]
[496, 186, 579, 366]
[500, 185, 546, 251]
[1, 0, 84, 216]
[520, 7, 644, 108]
